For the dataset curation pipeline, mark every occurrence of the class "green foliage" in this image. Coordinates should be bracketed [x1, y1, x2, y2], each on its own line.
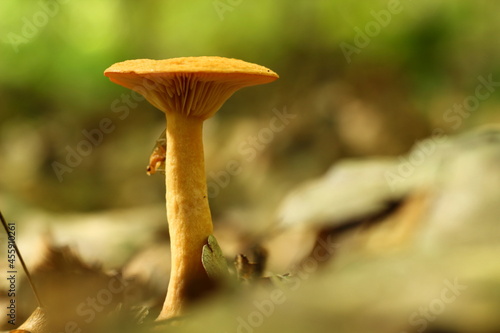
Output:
[202, 234, 230, 282]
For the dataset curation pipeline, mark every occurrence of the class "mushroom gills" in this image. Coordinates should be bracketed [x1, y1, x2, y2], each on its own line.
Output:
[146, 129, 167, 175]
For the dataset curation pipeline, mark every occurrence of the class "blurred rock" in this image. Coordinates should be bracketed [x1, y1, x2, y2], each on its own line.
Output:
[241, 126, 500, 333]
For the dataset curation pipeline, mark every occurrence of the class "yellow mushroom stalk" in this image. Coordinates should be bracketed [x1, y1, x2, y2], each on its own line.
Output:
[104, 57, 278, 319]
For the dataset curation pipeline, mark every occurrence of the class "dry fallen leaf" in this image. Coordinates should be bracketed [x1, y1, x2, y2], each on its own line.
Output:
[8, 307, 47, 333]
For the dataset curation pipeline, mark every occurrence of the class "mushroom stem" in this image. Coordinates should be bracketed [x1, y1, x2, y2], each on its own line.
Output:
[104, 57, 278, 320]
[159, 111, 213, 319]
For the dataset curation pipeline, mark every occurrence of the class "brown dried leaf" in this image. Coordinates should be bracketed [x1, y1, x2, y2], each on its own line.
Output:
[234, 246, 267, 282]
[10, 307, 48, 333]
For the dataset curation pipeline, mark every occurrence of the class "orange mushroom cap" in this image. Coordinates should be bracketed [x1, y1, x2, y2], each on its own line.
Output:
[104, 56, 279, 119]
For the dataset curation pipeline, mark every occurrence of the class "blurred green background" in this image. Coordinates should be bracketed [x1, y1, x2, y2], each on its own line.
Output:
[1, 0, 499, 221]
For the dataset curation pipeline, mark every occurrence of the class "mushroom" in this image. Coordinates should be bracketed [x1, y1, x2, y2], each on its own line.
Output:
[104, 57, 278, 319]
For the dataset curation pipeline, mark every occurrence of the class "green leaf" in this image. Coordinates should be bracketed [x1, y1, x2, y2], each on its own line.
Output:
[202, 235, 230, 282]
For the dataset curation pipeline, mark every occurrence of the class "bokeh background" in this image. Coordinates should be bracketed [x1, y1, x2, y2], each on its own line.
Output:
[1, 0, 500, 270]
[1, 1, 500, 331]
